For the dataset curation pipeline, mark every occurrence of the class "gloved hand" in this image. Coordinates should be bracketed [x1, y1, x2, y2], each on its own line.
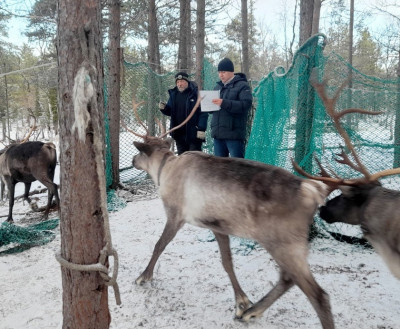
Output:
[159, 101, 166, 110]
[197, 131, 206, 140]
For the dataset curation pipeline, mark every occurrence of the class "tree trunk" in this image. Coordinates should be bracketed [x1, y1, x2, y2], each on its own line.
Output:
[185, 1, 192, 71]
[147, 0, 159, 135]
[108, 0, 121, 189]
[2, 72, 8, 140]
[178, 0, 190, 71]
[299, 0, 314, 45]
[311, 0, 321, 35]
[57, 0, 110, 328]
[241, 0, 250, 78]
[394, 49, 400, 167]
[195, 0, 205, 89]
[148, 0, 160, 73]
[347, 0, 354, 124]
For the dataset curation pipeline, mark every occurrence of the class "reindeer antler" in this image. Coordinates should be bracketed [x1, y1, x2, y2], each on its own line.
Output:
[121, 93, 203, 141]
[131, 97, 148, 134]
[121, 97, 148, 139]
[155, 117, 166, 135]
[20, 109, 37, 144]
[309, 71, 384, 180]
[158, 95, 204, 139]
[293, 70, 399, 186]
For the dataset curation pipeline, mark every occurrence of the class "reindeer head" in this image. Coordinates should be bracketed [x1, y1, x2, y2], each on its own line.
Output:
[132, 137, 173, 173]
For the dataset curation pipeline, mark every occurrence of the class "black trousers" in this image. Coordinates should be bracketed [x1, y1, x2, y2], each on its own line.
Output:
[175, 137, 202, 155]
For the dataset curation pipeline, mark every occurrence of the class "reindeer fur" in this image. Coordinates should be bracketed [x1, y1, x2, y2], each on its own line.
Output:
[320, 184, 400, 279]
[0, 141, 59, 223]
[132, 137, 334, 329]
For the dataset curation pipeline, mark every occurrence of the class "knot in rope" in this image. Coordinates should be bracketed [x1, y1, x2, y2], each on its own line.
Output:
[56, 242, 121, 305]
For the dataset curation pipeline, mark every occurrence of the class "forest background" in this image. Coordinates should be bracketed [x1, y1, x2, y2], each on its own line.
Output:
[1, 0, 400, 146]
[2, 0, 400, 83]
[1, 0, 400, 186]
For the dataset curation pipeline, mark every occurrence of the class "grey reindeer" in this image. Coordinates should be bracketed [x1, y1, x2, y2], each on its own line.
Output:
[123, 96, 335, 329]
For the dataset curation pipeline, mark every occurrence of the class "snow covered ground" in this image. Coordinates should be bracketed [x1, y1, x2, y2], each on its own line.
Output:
[1, 187, 399, 329]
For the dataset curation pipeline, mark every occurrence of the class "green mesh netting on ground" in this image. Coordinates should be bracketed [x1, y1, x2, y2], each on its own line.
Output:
[0, 218, 59, 255]
[0, 191, 127, 255]
[107, 189, 127, 212]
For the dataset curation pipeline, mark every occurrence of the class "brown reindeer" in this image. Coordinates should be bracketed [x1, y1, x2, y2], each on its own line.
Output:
[124, 96, 335, 328]
[0, 114, 59, 223]
[292, 74, 400, 280]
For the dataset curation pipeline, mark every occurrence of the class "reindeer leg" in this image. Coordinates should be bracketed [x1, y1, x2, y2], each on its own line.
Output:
[136, 217, 184, 285]
[6, 181, 15, 223]
[238, 269, 294, 321]
[214, 232, 253, 318]
[47, 166, 60, 209]
[37, 178, 58, 219]
[1, 180, 5, 201]
[23, 182, 32, 204]
[241, 244, 334, 329]
[291, 265, 334, 329]
[43, 185, 55, 219]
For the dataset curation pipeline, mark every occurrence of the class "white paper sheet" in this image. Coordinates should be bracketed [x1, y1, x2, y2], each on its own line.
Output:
[199, 90, 220, 112]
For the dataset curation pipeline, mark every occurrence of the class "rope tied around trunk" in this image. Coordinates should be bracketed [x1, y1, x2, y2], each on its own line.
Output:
[55, 241, 121, 305]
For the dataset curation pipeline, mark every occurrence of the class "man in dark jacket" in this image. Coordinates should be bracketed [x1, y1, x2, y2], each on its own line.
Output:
[159, 72, 208, 155]
[211, 58, 252, 158]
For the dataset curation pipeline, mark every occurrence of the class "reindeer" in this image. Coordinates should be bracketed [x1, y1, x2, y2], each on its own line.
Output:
[0, 114, 60, 223]
[124, 97, 335, 328]
[292, 73, 400, 280]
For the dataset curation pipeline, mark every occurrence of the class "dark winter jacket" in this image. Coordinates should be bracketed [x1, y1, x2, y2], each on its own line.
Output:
[211, 73, 252, 140]
[161, 81, 208, 142]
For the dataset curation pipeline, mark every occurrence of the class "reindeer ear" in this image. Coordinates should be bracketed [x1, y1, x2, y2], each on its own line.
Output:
[338, 185, 353, 196]
[165, 137, 173, 150]
[133, 141, 152, 155]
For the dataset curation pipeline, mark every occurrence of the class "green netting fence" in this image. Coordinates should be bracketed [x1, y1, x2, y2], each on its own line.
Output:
[114, 34, 400, 247]
[115, 59, 220, 184]
[2, 33, 400, 254]
[246, 33, 400, 245]
[115, 58, 259, 184]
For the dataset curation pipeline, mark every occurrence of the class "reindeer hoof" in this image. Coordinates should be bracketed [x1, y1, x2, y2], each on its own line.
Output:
[234, 298, 253, 318]
[135, 274, 152, 285]
[30, 201, 39, 212]
[238, 308, 261, 322]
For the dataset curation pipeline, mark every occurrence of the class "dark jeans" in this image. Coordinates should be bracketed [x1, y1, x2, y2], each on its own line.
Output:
[175, 137, 203, 155]
[213, 138, 245, 158]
